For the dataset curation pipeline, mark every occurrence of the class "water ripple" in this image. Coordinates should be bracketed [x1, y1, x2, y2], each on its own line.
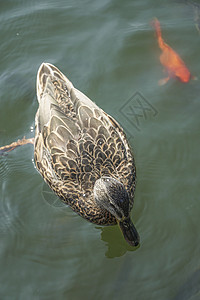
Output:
[0, 179, 26, 255]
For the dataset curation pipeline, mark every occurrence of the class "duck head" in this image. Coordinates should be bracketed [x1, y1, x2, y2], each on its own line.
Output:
[94, 176, 139, 247]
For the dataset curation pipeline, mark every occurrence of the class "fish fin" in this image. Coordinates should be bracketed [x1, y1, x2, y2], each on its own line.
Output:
[152, 17, 165, 50]
[191, 75, 198, 81]
[158, 77, 170, 86]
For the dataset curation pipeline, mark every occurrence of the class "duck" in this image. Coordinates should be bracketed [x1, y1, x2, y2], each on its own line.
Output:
[34, 63, 139, 247]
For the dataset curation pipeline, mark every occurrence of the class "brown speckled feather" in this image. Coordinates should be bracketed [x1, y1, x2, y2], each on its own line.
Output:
[34, 63, 136, 225]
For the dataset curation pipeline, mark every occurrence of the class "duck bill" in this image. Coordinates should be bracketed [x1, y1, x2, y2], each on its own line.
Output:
[118, 217, 140, 247]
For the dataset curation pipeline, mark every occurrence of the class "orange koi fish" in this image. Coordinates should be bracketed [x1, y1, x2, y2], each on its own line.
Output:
[152, 18, 192, 85]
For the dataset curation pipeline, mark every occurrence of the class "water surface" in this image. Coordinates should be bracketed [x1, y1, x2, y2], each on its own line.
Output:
[0, 0, 200, 299]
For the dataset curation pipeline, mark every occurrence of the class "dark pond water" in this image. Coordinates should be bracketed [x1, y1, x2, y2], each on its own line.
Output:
[0, 0, 200, 299]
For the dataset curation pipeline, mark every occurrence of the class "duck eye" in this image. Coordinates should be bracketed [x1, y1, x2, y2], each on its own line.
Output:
[110, 203, 115, 209]
[110, 203, 122, 219]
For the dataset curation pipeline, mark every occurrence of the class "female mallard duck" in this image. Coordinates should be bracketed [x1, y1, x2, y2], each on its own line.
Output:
[35, 63, 139, 247]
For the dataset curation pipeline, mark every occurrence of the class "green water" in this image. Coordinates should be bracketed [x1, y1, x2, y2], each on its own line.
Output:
[0, 0, 200, 299]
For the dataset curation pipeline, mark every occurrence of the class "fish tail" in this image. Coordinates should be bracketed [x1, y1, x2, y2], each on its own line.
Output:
[152, 18, 165, 50]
